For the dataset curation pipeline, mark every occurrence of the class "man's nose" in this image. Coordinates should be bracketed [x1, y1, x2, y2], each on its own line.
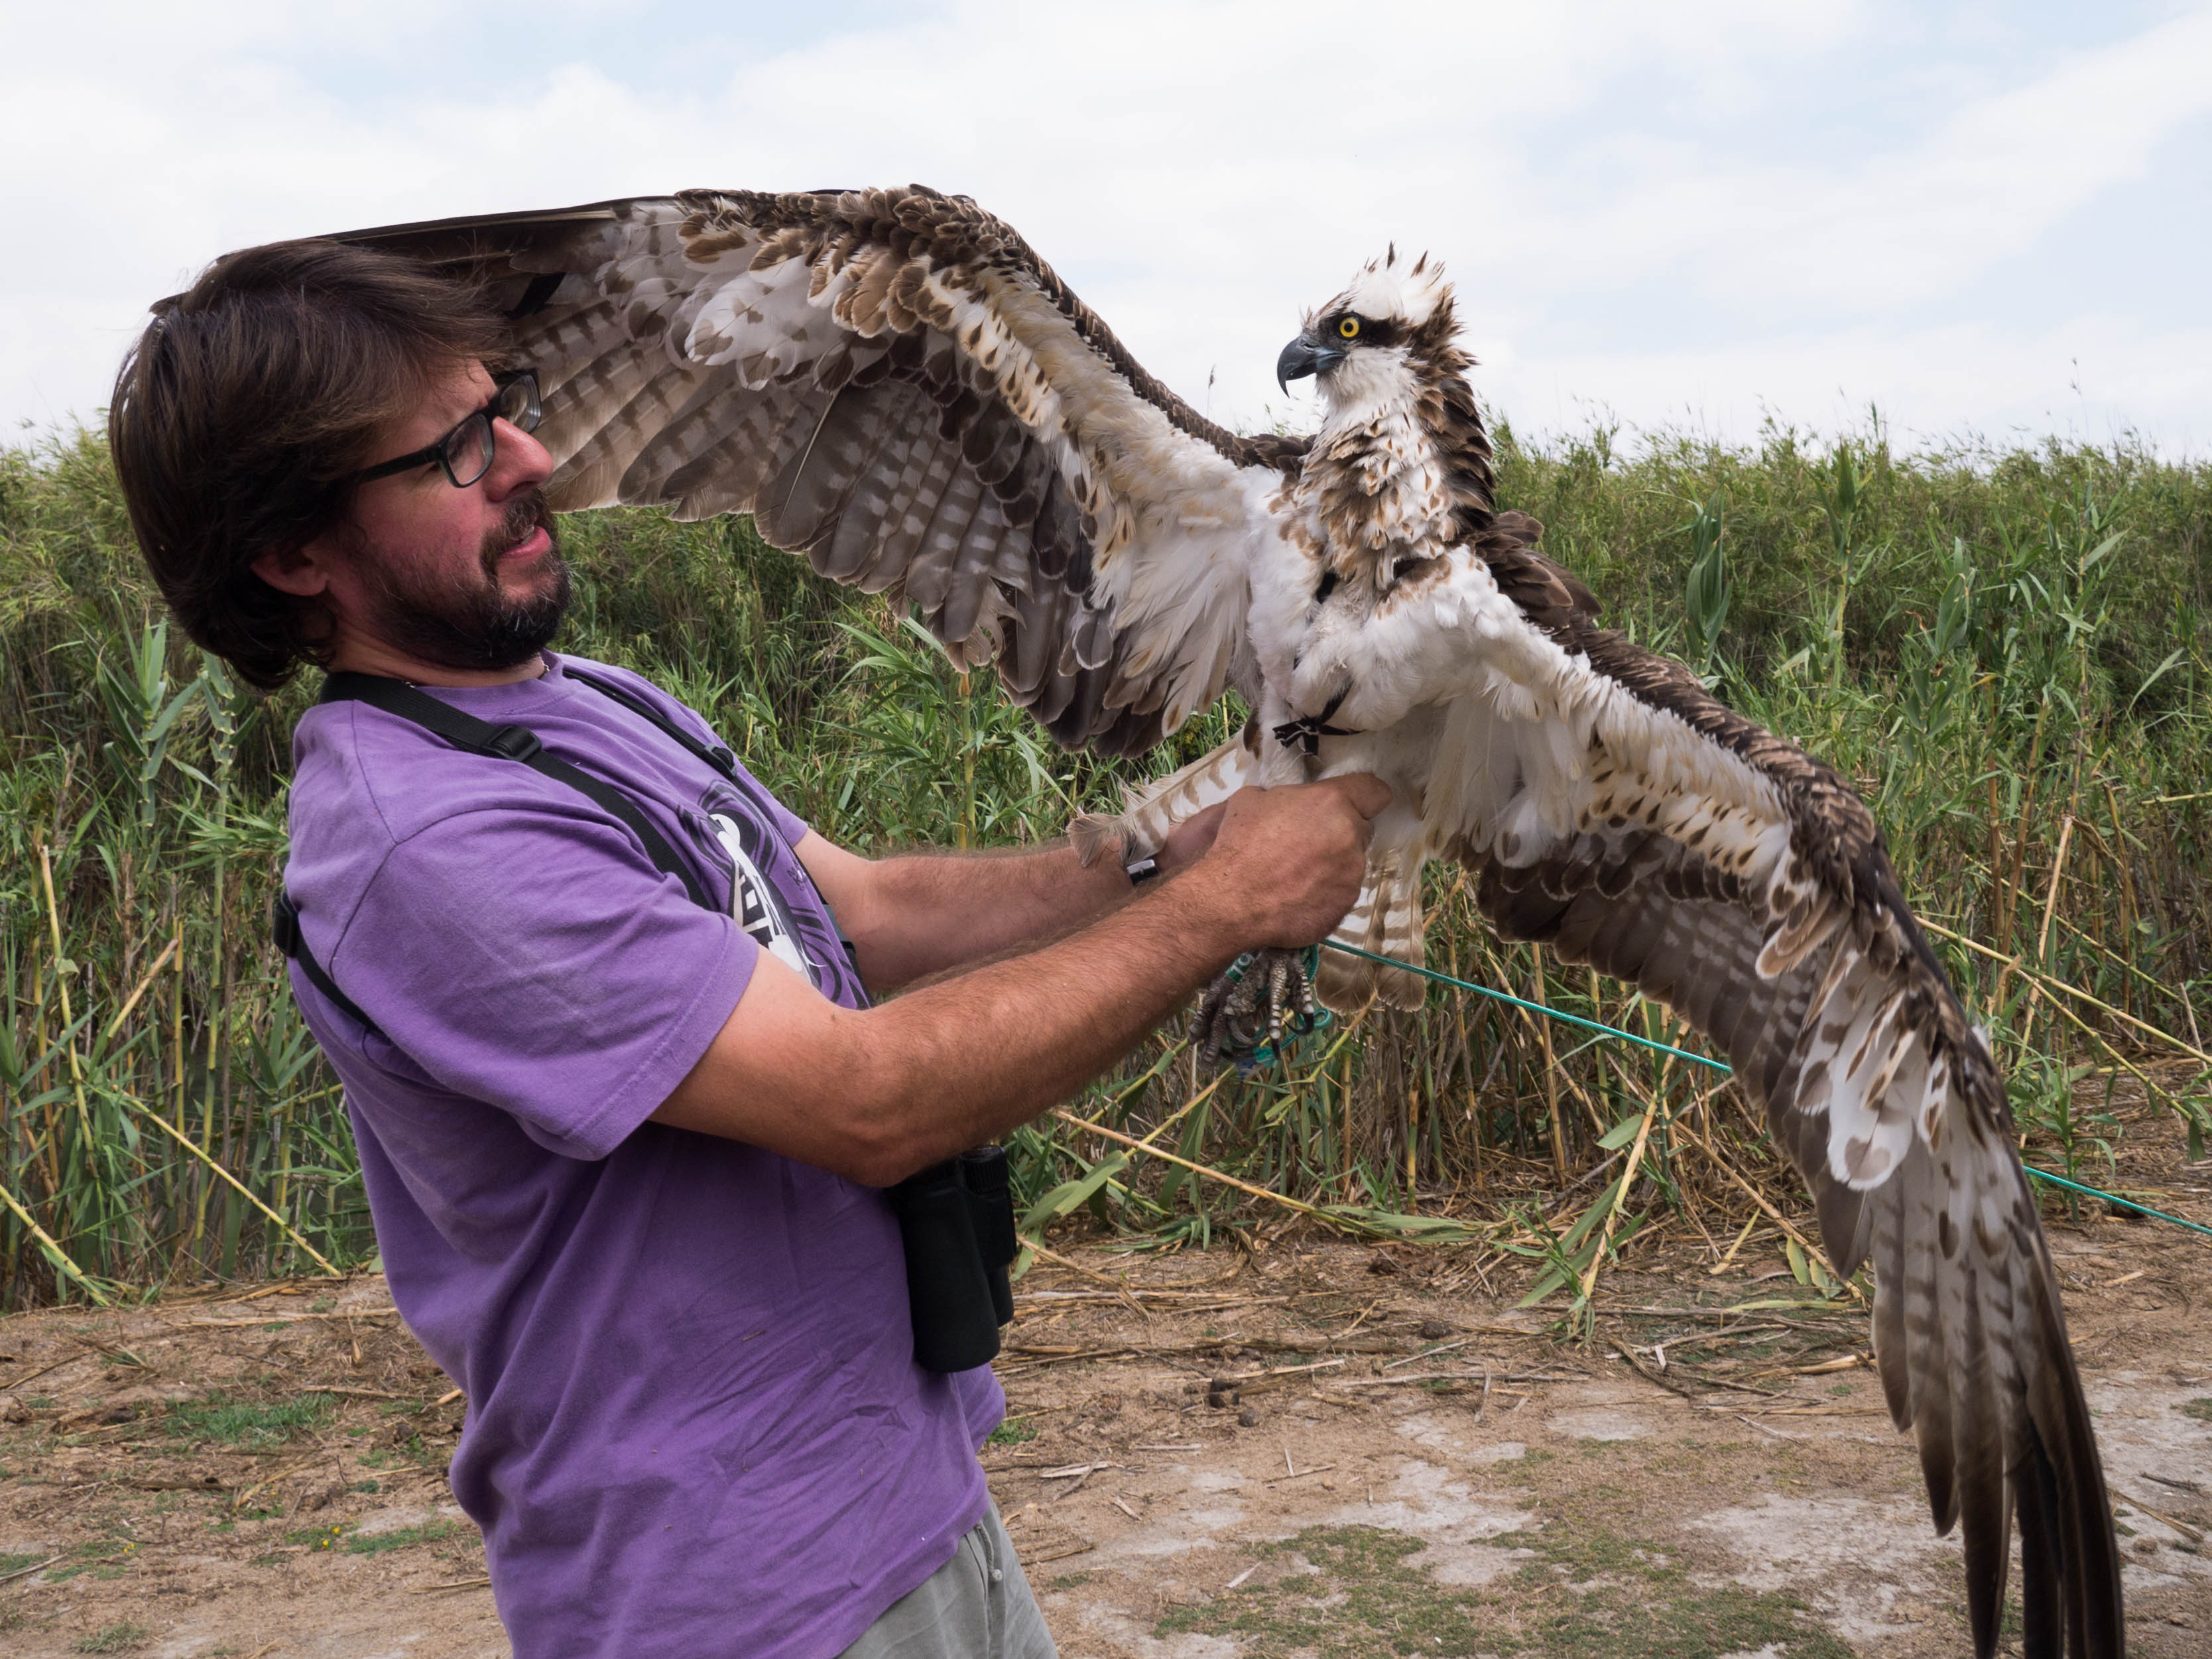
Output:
[485, 416, 554, 495]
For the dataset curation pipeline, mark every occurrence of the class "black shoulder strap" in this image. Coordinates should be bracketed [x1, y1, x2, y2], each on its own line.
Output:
[272, 889, 378, 1034]
[320, 672, 711, 909]
[562, 665, 743, 783]
[563, 664, 869, 996]
[275, 670, 718, 1034]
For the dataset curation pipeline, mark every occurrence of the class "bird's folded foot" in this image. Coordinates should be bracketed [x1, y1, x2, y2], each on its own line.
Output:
[1191, 946, 1329, 1074]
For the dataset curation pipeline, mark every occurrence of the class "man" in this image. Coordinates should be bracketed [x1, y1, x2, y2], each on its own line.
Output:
[109, 239, 1385, 1658]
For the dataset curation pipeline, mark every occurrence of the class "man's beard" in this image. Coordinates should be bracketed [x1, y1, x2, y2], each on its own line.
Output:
[348, 491, 570, 674]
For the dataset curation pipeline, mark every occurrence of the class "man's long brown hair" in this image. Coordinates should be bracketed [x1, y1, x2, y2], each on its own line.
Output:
[109, 240, 512, 690]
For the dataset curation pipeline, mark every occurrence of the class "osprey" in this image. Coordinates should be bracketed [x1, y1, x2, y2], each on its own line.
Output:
[334, 187, 2121, 1657]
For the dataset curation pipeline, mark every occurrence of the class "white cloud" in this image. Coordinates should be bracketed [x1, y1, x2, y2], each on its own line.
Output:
[1609, 7, 2212, 310]
[3, 0, 2207, 454]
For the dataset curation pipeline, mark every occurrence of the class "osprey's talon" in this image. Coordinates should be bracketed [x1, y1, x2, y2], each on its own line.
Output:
[1191, 946, 1328, 1074]
[1266, 955, 1293, 1046]
[1190, 972, 1236, 1070]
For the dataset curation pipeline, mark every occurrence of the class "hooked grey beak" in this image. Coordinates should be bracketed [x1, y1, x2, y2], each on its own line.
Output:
[1276, 333, 1344, 392]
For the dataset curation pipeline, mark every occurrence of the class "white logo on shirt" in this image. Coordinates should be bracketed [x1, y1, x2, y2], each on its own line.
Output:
[709, 812, 818, 985]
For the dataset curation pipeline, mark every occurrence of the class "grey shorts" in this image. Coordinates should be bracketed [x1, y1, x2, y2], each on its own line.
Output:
[837, 1505, 1058, 1659]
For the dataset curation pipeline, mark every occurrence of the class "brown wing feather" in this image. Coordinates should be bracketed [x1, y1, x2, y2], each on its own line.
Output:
[1453, 528, 2122, 1659]
[332, 188, 1304, 759]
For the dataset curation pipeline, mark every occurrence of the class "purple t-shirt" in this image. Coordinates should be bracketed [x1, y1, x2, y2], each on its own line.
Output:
[281, 653, 1002, 1659]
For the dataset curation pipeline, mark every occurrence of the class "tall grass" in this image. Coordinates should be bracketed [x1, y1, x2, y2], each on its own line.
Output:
[2, 416, 2207, 1309]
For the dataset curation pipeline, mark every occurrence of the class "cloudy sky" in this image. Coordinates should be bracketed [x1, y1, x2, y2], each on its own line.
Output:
[6, 0, 2208, 454]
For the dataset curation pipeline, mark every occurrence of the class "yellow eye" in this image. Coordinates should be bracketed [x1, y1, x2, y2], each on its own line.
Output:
[1337, 316, 1361, 340]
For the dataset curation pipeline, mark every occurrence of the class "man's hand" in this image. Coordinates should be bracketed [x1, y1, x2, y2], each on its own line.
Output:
[1177, 774, 1391, 948]
[1153, 798, 1227, 877]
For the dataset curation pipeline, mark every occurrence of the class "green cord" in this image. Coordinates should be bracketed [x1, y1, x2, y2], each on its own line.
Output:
[2008, 1164, 2212, 1239]
[1318, 939, 2212, 1241]
[1321, 940, 1731, 1072]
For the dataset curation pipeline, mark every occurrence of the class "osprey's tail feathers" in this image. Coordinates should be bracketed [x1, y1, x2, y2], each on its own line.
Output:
[1068, 719, 1260, 867]
[1314, 849, 1426, 1013]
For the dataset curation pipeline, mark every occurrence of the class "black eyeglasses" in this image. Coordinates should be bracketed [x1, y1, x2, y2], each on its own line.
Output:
[347, 369, 542, 489]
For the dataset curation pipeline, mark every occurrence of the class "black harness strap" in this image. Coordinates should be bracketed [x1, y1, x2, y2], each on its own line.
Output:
[322, 672, 710, 909]
[564, 664, 865, 983]
[271, 890, 376, 1034]
[563, 666, 742, 784]
[275, 670, 715, 1035]
[1271, 688, 1360, 757]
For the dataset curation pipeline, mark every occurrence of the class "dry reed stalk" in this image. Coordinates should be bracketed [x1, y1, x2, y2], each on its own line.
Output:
[1051, 1109, 1345, 1229]
[2024, 984, 2201, 1131]
[97, 935, 178, 1044]
[1021, 1238, 1137, 1296]
[2037, 887, 2185, 1011]
[1707, 1215, 1763, 1275]
[0, 1181, 109, 1303]
[36, 845, 96, 1184]
[1676, 1119, 1861, 1300]
[1065, 1063, 1223, 1150]
[1985, 768, 2006, 950]
[1577, 1089, 1663, 1302]
[2018, 812, 2077, 1050]
[2000, 698, 2054, 959]
[167, 916, 186, 1256]
[1530, 957, 1566, 1184]
[130, 1105, 339, 1276]
[1404, 1080, 1420, 1193]
[1920, 918, 2212, 1068]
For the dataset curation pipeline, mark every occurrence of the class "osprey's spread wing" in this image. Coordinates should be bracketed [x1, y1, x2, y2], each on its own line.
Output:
[338, 188, 1305, 755]
[1425, 519, 2122, 1659]
[326, 196, 2119, 1656]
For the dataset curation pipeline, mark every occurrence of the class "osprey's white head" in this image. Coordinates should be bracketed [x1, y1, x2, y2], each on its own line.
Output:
[1275, 247, 1455, 418]
[1253, 249, 1504, 737]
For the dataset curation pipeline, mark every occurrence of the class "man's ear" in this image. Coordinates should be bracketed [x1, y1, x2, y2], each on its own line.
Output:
[251, 539, 334, 598]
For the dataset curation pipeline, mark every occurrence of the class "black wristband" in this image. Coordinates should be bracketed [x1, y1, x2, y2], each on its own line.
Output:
[1125, 856, 1161, 886]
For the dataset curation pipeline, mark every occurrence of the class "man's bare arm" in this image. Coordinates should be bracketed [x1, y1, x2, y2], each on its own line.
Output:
[796, 804, 1227, 991]
[652, 778, 1384, 1184]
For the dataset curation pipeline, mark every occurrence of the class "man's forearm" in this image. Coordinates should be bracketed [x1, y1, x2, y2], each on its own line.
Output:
[657, 867, 1245, 1184]
[845, 873, 1240, 1173]
[855, 841, 1129, 987]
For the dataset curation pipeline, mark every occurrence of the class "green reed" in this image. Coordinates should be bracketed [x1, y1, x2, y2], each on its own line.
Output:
[1, 415, 2207, 1308]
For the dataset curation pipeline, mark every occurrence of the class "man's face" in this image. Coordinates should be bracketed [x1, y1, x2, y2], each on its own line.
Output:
[326, 359, 568, 674]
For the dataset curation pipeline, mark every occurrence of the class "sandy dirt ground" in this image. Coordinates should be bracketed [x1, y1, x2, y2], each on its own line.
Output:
[0, 1212, 2205, 1658]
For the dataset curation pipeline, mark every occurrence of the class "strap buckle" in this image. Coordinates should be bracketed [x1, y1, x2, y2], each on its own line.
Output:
[484, 724, 543, 761]
[271, 891, 303, 957]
